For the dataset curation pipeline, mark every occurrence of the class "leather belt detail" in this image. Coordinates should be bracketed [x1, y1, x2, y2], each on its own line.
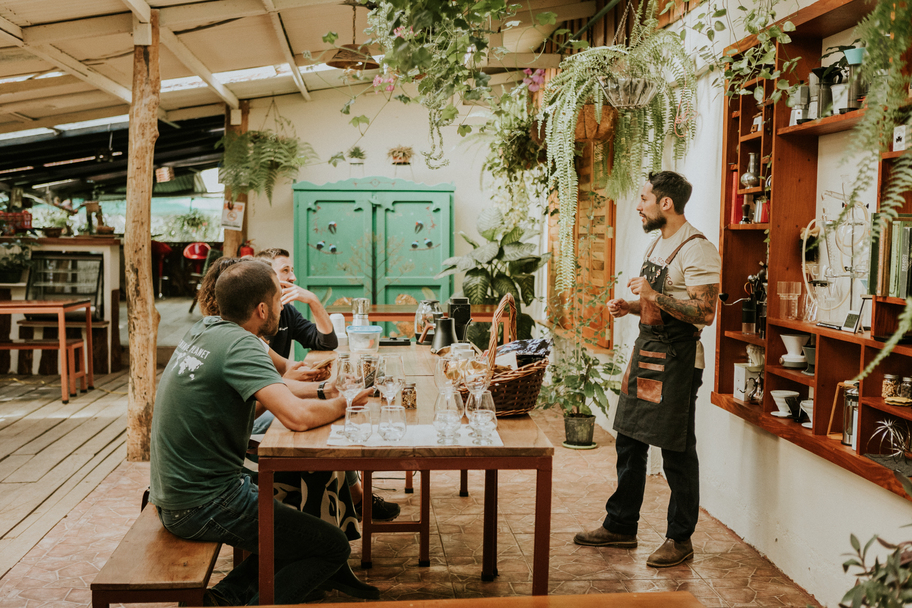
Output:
[638, 361, 665, 372]
[639, 349, 666, 359]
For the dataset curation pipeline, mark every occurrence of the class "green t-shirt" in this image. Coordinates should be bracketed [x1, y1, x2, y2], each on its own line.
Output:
[150, 317, 283, 510]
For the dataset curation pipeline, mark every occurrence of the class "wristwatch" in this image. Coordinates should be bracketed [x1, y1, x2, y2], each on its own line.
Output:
[317, 381, 327, 400]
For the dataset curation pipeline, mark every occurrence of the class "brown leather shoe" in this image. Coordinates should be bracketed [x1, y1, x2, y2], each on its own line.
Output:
[646, 538, 694, 567]
[573, 527, 637, 547]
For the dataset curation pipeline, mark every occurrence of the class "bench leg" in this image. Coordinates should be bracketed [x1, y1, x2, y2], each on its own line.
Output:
[405, 470, 414, 493]
[67, 345, 77, 397]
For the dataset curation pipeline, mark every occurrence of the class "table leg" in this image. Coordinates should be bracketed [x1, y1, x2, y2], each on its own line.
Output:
[405, 470, 414, 493]
[361, 471, 373, 569]
[531, 464, 552, 596]
[459, 470, 469, 497]
[419, 471, 430, 567]
[57, 310, 68, 403]
[482, 470, 498, 581]
[258, 468, 275, 605]
[84, 305, 94, 388]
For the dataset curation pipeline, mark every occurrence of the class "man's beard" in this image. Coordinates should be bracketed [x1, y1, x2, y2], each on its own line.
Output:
[642, 212, 667, 233]
[262, 309, 280, 338]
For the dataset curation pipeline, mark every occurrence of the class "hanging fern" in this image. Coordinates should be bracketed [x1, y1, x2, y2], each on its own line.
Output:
[216, 116, 317, 203]
[539, 0, 696, 291]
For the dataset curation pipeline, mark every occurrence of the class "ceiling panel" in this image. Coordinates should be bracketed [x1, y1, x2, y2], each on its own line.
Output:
[0, 48, 56, 78]
[0, 0, 126, 26]
[171, 15, 287, 74]
[0, 80, 94, 106]
[282, 4, 369, 59]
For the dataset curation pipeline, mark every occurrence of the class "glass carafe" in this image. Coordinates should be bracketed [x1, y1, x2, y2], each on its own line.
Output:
[414, 299, 441, 339]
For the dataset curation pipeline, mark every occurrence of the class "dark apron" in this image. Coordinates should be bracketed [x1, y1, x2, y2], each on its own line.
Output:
[613, 234, 706, 452]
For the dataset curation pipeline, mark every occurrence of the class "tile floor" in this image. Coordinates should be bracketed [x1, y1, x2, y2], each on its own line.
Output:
[0, 410, 822, 608]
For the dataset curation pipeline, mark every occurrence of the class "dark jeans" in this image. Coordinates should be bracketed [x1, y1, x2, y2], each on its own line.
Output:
[603, 369, 702, 542]
[158, 474, 350, 605]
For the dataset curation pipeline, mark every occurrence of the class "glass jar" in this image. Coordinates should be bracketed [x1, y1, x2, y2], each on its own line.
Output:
[842, 384, 859, 448]
[901, 377, 912, 399]
[401, 383, 417, 409]
[882, 374, 900, 398]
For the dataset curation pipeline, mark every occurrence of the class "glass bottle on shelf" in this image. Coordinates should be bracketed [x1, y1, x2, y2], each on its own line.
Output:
[740, 153, 760, 189]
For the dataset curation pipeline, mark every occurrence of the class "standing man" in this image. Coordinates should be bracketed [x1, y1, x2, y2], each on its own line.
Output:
[573, 171, 721, 568]
[150, 260, 376, 605]
[256, 248, 338, 355]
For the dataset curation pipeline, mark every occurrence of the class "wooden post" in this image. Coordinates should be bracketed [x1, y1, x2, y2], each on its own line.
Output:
[125, 10, 161, 462]
[221, 100, 250, 257]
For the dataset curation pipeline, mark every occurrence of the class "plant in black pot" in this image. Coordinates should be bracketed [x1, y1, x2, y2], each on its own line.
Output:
[0, 239, 32, 284]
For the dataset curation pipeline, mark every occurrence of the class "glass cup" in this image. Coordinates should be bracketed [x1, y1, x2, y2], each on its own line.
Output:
[338, 357, 365, 411]
[344, 406, 372, 443]
[433, 389, 463, 444]
[469, 391, 497, 444]
[777, 281, 802, 320]
[379, 405, 407, 442]
[375, 355, 405, 408]
[434, 355, 461, 391]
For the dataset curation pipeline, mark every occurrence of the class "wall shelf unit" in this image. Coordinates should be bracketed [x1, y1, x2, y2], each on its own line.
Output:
[712, 0, 912, 501]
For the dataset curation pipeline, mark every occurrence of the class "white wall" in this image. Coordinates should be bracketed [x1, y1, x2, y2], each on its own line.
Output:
[600, 9, 912, 608]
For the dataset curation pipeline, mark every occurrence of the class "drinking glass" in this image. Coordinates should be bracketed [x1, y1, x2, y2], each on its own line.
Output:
[470, 391, 497, 445]
[375, 355, 405, 408]
[433, 390, 463, 444]
[434, 355, 462, 391]
[338, 357, 365, 412]
[463, 356, 490, 399]
[379, 405, 407, 442]
[344, 406, 372, 443]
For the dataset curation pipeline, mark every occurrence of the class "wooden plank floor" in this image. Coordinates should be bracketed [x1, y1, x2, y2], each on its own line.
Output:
[0, 369, 131, 579]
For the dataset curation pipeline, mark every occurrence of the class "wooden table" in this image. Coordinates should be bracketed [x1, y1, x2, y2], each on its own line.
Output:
[0, 299, 94, 402]
[326, 303, 499, 323]
[257, 344, 554, 602]
[262, 591, 706, 608]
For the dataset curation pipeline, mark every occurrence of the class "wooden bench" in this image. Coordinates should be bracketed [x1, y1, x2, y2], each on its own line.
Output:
[90, 506, 222, 608]
[17, 319, 117, 374]
[0, 338, 87, 401]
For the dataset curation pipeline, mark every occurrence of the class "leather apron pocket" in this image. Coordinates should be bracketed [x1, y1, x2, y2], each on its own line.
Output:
[635, 349, 666, 403]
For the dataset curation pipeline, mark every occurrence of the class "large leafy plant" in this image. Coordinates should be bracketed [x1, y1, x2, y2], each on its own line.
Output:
[216, 116, 317, 203]
[436, 208, 548, 349]
[539, 0, 696, 291]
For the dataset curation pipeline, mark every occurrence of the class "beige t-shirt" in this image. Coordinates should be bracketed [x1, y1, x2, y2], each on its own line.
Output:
[643, 222, 721, 369]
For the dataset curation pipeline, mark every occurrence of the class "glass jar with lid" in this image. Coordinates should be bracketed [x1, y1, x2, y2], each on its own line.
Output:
[883, 374, 900, 398]
[842, 383, 859, 448]
[901, 377, 912, 400]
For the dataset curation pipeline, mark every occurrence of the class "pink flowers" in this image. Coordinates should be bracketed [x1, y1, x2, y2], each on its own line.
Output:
[523, 68, 545, 92]
[393, 25, 413, 38]
[373, 74, 397, 92]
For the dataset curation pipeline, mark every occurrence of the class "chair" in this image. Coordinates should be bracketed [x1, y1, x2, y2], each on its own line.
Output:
[150, 241, 173, 299]
[182, 242, 211, 275]
[188, 248, 222, 313]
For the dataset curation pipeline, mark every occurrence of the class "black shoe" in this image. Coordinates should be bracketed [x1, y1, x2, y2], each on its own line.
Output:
[319, 564, 380, 599]
[356, 494, 401, 522]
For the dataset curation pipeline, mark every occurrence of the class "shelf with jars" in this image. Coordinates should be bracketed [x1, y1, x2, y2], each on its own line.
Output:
[711, 0, 912, 501]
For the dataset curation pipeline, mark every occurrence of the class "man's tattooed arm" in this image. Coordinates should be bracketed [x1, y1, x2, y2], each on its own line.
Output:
[653, 283, 720, 326]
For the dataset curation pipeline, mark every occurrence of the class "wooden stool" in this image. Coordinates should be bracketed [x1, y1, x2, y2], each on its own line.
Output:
[67, 338, 87, 396]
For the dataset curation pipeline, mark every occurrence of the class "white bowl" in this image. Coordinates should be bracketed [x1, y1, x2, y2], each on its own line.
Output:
[781, 334, 809, 357]
[770, 389, 799, 414]
[347, 325, 382, 354]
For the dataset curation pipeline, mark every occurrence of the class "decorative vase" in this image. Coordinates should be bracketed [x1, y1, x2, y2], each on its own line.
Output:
[574, 105, 618, 143]
[740, 153, 760, 189]
[563, 413, 596, 448]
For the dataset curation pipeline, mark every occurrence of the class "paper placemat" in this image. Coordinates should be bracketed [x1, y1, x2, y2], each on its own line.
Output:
[327, 424, 503, 447]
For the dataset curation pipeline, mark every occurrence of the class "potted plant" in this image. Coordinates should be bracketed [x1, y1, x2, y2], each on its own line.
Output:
[347, 145, 367, 165]
[387, 145, 414, 165]
[538, 0, 696, 291]
[216, 116, 318, 203]
[435, 207, 549, 350]
[0, 238, 32, 283]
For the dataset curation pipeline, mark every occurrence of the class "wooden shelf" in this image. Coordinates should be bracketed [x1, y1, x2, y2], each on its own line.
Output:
[882, 149, 910, 160]
[737, 186, 764, 195]
[732, 110, 742, 118]
[739, 131, 763, 142]
[727, 223, 769, 231]
[711, 392, 910, 501]
[777, 109, 865, 137]
[723, 330, 766, 347]
[861, 397, 912, 423]
[873, 295, 907, 305]
[767, 364, 815, 386]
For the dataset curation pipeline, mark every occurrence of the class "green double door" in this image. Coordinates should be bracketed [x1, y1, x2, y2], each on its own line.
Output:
[293, 177, 454, 338]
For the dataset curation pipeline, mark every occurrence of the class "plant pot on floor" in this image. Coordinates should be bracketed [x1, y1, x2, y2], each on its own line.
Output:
[563, 413, 597, 449]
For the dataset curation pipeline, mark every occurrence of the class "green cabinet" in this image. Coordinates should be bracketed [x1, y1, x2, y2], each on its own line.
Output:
[293, 177, 455, 334]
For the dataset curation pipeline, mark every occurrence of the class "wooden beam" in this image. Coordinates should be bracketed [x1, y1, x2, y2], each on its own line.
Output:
[0, 75, 84, 97]
[121, 0, 152, 23]
[481, 53, 562, 70]
[0, 106, 131, 135]
[160, 28, 240, 108]
[262, 2, 311, 101]
[25, 14, 133, 46]
[221, 100, 249, 258]
[125, 10, 161, 463]
[165, 103, 225, 121]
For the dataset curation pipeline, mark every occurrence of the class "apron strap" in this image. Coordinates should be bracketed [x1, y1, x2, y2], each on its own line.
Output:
[663, 234, 707, 265]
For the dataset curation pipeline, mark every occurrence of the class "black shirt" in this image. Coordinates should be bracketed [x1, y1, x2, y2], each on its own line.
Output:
[268, 303, 338, 358]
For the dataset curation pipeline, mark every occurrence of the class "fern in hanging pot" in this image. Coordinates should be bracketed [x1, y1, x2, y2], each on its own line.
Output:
[216, 115, 317, 203]
[539, 0, 696, 291]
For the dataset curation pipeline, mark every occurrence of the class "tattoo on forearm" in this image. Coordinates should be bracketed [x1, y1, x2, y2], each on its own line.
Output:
[654, 284, 719, 325]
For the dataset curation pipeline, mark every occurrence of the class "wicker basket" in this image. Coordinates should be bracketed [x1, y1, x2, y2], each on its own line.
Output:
[459, 294, 547, 417]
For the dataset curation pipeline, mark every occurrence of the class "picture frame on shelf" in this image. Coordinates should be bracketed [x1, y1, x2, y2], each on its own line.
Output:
[841, 309, 862, 333]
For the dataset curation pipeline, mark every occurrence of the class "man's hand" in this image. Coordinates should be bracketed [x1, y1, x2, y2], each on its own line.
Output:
[283, 360, 324, 382]
[347, 387, 374, 407]
[280, 281, 319, 307]
[607, 298, 629, 318]
[627, 276, 659, 302]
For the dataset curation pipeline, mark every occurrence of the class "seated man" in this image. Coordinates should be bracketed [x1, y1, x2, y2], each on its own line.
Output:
[255, 247, 400, 522]
[150, 259, 376, 605]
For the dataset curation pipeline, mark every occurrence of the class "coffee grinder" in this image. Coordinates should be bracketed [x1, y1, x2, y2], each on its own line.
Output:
[788, 84, 810, 126]
[447, 296, 472, 341]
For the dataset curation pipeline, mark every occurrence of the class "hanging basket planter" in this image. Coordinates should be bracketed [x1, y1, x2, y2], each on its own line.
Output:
[598, 75, 662, 110]
[574, 104, 618, 143]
